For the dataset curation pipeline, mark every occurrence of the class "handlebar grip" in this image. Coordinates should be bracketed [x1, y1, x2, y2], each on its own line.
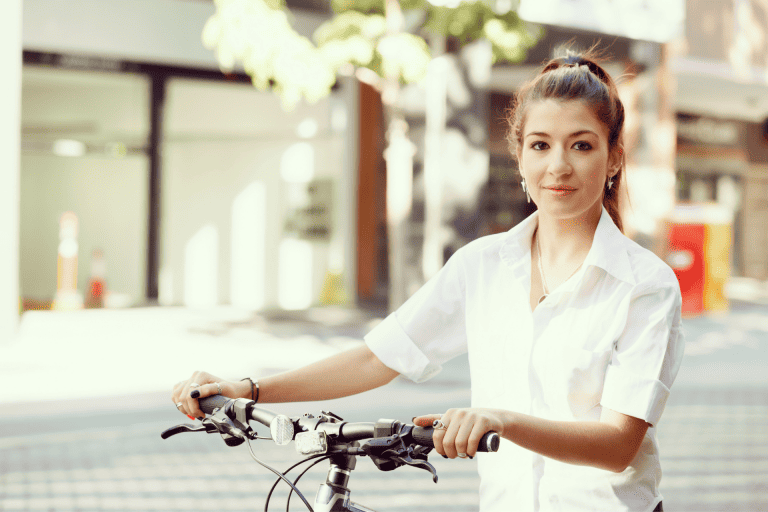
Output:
[411, 427, 500, 453]
[199, 394, 230, 415]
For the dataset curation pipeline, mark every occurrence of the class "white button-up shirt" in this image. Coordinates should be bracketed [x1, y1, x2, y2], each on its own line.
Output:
[365, 207, 684, 512]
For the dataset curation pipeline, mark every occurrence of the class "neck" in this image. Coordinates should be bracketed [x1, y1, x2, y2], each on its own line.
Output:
[536, 204, 602, 262]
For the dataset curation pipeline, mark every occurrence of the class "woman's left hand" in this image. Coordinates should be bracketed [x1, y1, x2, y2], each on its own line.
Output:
[413, 408, 507, 459]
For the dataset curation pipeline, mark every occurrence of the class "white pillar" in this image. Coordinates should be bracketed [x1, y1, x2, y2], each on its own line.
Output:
[0, 0, 22, 343]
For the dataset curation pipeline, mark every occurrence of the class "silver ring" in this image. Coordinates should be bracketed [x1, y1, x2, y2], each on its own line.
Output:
[457, 453, 468, 458]
[432, 419, 448, 430]
[175, 402, 183, 408]
[215, 382, 222, 395]
[190, 383, 200, 388]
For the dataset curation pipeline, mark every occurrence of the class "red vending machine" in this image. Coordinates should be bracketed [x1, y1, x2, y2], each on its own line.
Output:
[665, 204, 731, 316]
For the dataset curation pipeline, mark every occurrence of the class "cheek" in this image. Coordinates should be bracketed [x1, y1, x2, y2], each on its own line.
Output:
[586, 161, 608, 185]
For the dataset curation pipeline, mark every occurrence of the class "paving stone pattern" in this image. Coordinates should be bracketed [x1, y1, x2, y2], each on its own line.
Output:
[2, 386, 766, 512]
[2, 302, 767, 511]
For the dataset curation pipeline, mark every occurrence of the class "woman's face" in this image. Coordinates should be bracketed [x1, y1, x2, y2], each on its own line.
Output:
[517, 99, 620, 223]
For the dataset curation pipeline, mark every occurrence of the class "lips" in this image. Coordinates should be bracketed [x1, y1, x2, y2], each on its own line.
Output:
[544, 185, 577, 197]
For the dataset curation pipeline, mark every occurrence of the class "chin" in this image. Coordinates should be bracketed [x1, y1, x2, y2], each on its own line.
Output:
[537, 198, 602, 221]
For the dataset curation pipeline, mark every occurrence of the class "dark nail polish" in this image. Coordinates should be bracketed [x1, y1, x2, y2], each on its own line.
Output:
[190, 390, 200, 399]
[197, 417, 204, 421]
[441, 454, 448, 459]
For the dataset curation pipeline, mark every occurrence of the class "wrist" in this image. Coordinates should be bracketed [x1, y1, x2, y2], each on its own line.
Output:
[235, 379, 252, 399]
[500, 409, 517, 440]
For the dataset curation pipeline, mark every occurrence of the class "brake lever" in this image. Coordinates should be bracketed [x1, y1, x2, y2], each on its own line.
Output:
[161, 423, 211, 439]
[391, 447, 438, 483]
[361, 435, 439, 483]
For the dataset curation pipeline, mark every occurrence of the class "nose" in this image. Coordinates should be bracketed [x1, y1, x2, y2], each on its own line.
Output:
[548, 147, 572, 176]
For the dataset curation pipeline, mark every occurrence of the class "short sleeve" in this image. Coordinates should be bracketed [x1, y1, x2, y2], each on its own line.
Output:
[364, 250, 468, 383]
[601, 280, 685, 426]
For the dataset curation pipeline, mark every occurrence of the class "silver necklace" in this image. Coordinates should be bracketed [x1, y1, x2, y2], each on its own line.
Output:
[536, 231, 582, 304]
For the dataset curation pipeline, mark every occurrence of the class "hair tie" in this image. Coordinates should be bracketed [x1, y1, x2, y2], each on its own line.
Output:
[562, 54, 584, 67]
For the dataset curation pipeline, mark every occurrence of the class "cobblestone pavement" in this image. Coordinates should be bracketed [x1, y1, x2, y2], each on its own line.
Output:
[1, 385, 766, 511]
[1, 301, 767, 511]
[656, 387, 768, 511]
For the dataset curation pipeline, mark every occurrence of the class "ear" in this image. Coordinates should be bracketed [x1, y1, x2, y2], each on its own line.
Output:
[608, 144, 623, 177]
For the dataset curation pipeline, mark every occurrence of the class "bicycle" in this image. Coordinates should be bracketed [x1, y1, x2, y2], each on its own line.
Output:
[161, 394, 500, 512]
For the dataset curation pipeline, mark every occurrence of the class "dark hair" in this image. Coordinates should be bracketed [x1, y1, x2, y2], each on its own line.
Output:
[507, 49, 626, 232]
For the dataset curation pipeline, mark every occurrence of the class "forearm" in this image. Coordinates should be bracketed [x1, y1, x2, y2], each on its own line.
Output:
[500, 411, 642, 473]
[254, 344, 400, 403]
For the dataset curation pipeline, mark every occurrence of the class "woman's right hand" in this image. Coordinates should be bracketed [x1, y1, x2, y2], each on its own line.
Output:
[171, 371, 249, 420]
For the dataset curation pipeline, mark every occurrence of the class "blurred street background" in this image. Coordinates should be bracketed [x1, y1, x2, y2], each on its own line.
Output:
[1, 0, 768, 511]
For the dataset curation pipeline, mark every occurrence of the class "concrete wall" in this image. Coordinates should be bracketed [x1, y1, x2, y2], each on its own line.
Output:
[22, 0, 326, 69]
[1, 0, 22, 341]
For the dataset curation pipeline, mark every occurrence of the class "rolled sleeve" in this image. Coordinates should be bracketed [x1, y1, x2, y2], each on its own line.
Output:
[364, 314, 442, 383]
[602, 365, 671, 426]
[600, 280, 684, 426]
[363, 249, 469, 383]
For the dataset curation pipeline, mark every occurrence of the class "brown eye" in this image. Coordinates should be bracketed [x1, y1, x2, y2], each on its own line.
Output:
[573, 142, 593, 151]
[531, 142, 548, 150]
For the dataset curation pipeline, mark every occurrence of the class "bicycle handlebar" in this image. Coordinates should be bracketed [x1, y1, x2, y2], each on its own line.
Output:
[165, 394, 501, 510]
[198, 395, 500, 453]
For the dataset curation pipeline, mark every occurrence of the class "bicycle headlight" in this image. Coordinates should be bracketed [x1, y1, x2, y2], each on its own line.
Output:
[295, 431, 328, 456]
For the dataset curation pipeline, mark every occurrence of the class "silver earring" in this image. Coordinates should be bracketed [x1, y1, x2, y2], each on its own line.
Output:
[607, 177, 614, 190]
[521, 179, 531, 203]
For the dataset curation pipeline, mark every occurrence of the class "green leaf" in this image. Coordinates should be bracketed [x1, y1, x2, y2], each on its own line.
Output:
[377, 33, 431, 83]
[314, 11, 386, 45]
[331, 0, 385, 15]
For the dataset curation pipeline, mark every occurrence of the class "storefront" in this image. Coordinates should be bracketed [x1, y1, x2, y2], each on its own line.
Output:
[18, 0, 358, 312]
[674, 114, 747, 275]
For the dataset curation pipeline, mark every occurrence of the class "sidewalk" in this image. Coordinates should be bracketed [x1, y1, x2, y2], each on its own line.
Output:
[0, 305, 386, 412]
[3, 294, 766, 411]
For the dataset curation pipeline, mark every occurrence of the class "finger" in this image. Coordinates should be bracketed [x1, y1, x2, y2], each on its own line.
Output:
[172, 379, 192, 416]
[171, 379, 187, 408]
[186, 381, 220, 419]
[466, 423, 489, 458]
[431, 421, 447, 457]
[441, 411, 463, 459]
[181, 371, 206, 419]
[412, 414, 442, 428]
[454, 417, 477, 459]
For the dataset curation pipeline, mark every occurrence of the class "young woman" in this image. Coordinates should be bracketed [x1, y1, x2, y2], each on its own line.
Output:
[172, 52, 683, 512]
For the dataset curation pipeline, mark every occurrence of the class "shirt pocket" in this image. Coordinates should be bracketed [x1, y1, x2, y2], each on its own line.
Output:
[553, 347, 612, 417]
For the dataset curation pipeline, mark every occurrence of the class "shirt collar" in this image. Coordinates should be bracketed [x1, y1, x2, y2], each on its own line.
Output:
[584, 207, 636, 285]
[499, 207, 636, 286]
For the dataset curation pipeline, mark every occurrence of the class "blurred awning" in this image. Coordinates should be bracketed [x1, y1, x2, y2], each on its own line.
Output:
[517, 0, 685, 43]
[673, 57, 768, 123]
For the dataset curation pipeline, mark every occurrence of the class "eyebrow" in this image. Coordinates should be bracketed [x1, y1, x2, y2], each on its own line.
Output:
[524, 130, 599, 139]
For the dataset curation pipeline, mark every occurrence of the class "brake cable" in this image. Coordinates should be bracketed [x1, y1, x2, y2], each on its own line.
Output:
[245, 437, 315, 512]
[282, 456, 331, 512]
[262, 454, 329, 512]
